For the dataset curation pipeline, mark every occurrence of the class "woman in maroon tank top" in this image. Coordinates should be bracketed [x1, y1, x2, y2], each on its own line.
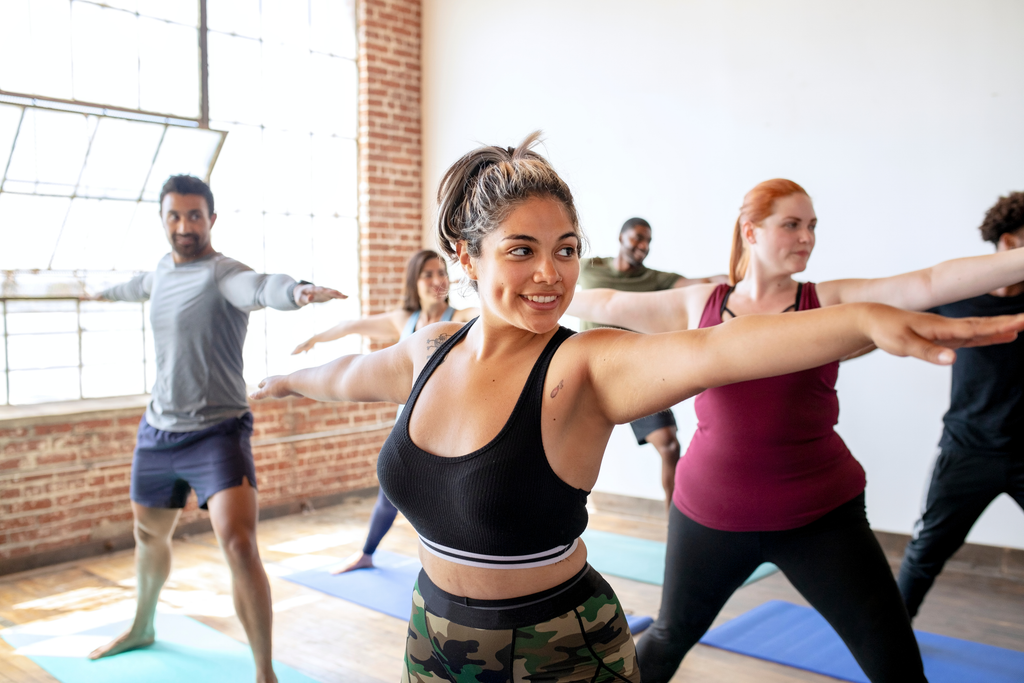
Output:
[568, 179, 1024, 683]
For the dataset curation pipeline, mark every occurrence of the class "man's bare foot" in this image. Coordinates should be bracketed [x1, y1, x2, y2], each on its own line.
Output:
[89, 626, 156, 659]
[330, 551, 374, 574]
[256, 668, 279, 683]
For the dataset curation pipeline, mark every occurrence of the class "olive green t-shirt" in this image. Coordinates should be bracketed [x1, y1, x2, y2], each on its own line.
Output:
[577, 256, 682, 330]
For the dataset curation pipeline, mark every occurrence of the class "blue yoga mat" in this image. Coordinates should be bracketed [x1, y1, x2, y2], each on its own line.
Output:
[281, 549, 655, 634]
[284, 549, 420, 620]
[581, 528, 778, 587]
[1, 613, 318, 683]
[699, 600, 1024, 683]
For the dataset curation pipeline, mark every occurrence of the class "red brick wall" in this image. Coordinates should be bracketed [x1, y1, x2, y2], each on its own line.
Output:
[0, 400, 392, 567]
[359, 0, 423, 318]
[0, 0, 422, 573]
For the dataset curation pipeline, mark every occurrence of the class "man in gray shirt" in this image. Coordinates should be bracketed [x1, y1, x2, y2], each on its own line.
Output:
[87, 175, 343, 683]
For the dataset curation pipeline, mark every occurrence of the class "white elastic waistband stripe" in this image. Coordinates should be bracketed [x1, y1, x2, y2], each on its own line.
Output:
[419, 536, 573, 562]
[419, 537, 580, 570]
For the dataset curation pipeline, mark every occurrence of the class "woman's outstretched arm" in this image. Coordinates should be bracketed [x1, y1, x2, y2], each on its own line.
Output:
[292, 310, 406, 354]
[818, 248, 1024, 310]
[566, 284, 713, 333]
[581, 303, 1024, 426]
[256, 333, 417, 405]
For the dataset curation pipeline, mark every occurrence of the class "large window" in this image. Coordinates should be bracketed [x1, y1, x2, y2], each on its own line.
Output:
[0, 0, 360, 405]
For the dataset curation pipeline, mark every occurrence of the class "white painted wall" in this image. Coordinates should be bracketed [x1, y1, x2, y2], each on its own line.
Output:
[421, 0, 1024, 548]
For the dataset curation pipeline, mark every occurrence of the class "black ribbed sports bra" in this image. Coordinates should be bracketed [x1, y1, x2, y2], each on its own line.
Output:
[377, 318, 589, 569]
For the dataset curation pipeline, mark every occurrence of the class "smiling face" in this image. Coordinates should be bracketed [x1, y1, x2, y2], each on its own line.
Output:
[416, 257, 450, 306]
[161, 192, 216, 263]
[460, 196, 580, 334]
[619, 224, 652, 268]
[744, 193, 817, 276]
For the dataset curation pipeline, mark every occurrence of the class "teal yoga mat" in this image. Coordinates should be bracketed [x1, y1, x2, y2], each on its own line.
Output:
[581, 528, 778, 586]
[1, 613, 319, 683]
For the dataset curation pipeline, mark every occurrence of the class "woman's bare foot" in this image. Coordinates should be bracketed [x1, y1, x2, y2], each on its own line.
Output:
[330, 551, 374, 574]
[88, 625, 156, 659]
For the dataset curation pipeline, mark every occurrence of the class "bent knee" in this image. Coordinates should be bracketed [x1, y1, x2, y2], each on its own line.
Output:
[220, 532, 260, 563]
[662, 440, 681, 457]
[134, 521, 173, 547]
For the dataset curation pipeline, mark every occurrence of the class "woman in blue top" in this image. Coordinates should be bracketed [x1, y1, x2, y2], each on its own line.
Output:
[293, 249, 478, 355]
[293, 249, 478, 573]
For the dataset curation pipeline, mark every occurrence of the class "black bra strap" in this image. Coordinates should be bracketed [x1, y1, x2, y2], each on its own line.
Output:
[722, 282, 804, 318]
[720, 286, 737, 320]
[527, 327, 577, 410]
[782, 282, 804, 313]
[401, 317, 477, 426]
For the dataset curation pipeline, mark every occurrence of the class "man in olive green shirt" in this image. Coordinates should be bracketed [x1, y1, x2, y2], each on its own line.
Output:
[579, 217, 726, 505]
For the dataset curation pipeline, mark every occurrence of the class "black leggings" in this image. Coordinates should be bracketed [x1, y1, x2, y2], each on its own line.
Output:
[636, 494, 926, 683]
[898, 448, 1024, 618]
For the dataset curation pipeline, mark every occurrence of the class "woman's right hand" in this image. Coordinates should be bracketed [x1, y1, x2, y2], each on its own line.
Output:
[292, 337, 317, 355]
[862, 304, 1024, 365]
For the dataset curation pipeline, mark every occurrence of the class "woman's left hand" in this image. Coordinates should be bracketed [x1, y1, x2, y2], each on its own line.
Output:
[864, 306, 1024, 365]
[250, 375, 300, 400]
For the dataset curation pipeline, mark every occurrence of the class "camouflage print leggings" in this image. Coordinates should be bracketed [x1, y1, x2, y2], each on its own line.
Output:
[402, 565, 639, 683]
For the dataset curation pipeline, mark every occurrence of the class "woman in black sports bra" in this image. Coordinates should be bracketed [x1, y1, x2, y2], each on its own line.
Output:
[251, 141, 1024, 683]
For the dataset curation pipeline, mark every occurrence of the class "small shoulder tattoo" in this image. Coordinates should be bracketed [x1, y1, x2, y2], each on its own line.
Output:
[426, 333, 451, 359]
[550, 379, 565, 399]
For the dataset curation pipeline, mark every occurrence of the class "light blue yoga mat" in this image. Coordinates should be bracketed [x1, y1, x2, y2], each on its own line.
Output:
[1, 613, 319, 683]
[281, 549, 655, 634]
[699, 600, 1024, 683]
[581, 528, 779, 587]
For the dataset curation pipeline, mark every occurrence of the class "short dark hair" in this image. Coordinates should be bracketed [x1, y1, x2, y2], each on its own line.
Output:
[620, 217, 651, 235]
[160, 175, 215, 216]
[980, 192, 1024, 244]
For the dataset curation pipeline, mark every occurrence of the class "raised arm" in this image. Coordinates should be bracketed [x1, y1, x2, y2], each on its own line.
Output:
[95, 272, 154, 302]
[672, 274, 729, 287]
[255, 332, 415, 405]
[817, 248, 1024, 310]
[217, 258, 345, 312]
[581, 303, 1024, 425]
[292, 311, 406, 354]
[566, 284, 713, 333]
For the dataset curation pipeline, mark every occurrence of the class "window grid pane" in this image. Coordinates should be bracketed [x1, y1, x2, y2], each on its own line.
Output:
[0, 0, 357, 405]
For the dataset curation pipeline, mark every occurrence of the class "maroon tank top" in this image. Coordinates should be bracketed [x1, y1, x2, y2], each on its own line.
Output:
[672, 282, 866, 531]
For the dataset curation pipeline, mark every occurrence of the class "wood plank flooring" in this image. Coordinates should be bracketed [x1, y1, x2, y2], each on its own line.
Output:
[1, 492, 1022, 682]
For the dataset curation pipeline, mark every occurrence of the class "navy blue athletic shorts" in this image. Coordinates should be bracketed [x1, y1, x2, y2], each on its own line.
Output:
[630, 408, 677, 445]
[130, 412, 256, 510]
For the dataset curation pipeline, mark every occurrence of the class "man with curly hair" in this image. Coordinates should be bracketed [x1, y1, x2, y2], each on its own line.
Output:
[898, 190, 1024, 619]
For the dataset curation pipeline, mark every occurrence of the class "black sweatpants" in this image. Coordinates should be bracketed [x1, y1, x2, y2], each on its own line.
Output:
[898, 448, 1024, 618]
[636, 494, 926, 683]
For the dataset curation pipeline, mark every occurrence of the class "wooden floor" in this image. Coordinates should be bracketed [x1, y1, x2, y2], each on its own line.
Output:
[2, 492, 1023, 682]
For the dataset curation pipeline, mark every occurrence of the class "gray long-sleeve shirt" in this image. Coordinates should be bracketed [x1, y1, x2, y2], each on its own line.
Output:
[101, 253, 300, 432]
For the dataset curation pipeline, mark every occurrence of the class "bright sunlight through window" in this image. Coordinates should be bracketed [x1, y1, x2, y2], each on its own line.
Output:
[0, 0, 360, 405]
